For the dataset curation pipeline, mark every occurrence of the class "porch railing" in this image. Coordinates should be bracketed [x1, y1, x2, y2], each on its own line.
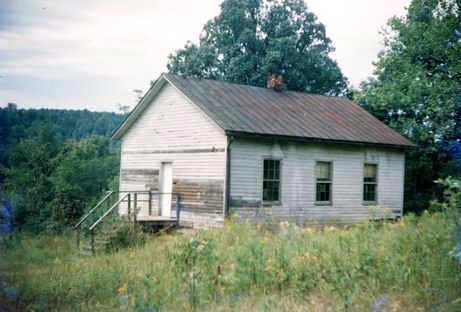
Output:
[74, 190, 181, 252]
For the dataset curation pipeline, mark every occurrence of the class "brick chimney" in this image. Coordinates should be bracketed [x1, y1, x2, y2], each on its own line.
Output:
[266, 74, 284, 92]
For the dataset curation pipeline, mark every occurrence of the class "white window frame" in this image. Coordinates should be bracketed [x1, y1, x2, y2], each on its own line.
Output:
[363, 163, 378, 204]
[262, 158, 282, 204]
[315, 161, 333, 205]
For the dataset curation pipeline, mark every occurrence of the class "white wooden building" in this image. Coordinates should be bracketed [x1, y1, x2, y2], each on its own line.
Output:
[111, 73, 414, 227]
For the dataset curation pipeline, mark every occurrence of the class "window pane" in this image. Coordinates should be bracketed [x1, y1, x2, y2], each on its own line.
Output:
[316, 184, 322, 201]
[273, 182, 279, 201]
[364, 164, 377, 182]
[316, 182, 331, 202]
[263, 159, 280, 201]
[263, 181, 269, 201]
[315, 162, 332, 203]
[272, 160, 279, 180]
[264, 160, 270, 179]
[363, 184, 376, 201]
[262, 181, 280, 202]
[316, 162, 331, 181]
[263, 159, 269, 179]
[268, 181, 273, 201]
[324, 183, 330, 201]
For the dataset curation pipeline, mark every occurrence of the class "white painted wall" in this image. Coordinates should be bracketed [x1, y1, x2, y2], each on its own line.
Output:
[229, 138, 405, 224]
[119, 83, 227, 227]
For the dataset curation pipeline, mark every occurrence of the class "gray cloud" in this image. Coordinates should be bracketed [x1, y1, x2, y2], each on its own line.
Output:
[0, 0, 409, 111]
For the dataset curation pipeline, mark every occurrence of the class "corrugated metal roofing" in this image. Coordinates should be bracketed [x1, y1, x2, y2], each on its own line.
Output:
[163, 74, 414, 148]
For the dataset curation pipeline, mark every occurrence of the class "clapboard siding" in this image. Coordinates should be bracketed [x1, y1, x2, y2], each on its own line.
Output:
[119, 83, 227, 226]
[229, 138, 405, 224]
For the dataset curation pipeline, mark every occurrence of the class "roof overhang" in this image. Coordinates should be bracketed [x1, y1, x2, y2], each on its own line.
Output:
[111, 75, 168, 140]
[225, 130, 416, 150]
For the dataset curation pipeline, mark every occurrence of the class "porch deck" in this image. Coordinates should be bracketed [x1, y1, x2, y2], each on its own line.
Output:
[135, 214, 178, 223]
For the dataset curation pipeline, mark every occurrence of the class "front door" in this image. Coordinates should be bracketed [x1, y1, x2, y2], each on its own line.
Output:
[160, 162, 173, 217]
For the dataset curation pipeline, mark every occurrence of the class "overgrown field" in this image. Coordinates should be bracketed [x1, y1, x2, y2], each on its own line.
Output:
[1, 211, 460, 311]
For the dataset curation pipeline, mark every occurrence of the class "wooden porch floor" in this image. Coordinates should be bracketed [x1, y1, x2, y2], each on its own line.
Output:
[136, 215, 177, 222]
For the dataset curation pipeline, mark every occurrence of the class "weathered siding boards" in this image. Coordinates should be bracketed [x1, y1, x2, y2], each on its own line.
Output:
[119, 83, 227, 226]
[229, 138, 405, 224]
[122, 84, 225, 151]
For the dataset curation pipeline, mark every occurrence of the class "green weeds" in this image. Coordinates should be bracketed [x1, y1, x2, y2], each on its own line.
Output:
[1, 210, 461, 311]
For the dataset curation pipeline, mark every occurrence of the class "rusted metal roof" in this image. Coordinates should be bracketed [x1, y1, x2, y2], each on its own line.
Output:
[163, 74, 414, 148]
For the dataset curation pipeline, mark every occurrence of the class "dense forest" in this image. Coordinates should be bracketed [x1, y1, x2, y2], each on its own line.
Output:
[0, 104, 125, 232]
[0, 103, 124, 174]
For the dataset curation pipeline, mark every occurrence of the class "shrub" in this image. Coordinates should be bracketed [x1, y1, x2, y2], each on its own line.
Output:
[166, 230, 220, 310]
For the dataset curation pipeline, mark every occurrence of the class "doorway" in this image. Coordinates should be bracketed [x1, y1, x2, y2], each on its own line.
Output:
[160, 162, 173, 217]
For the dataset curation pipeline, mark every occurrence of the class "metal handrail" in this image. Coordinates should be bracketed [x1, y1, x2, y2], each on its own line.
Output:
[75, 191, 113, 229]
[115, 190, 176, 195]
[112, 190, 153, 194]
[76, 190, 181, 253]
[89, 194, 129, 231]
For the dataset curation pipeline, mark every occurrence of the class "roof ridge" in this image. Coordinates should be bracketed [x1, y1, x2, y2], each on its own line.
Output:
[163, 72, 351, 101]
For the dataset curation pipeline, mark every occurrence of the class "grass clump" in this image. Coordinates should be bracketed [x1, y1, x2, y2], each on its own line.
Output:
[1, 210, 460, 311]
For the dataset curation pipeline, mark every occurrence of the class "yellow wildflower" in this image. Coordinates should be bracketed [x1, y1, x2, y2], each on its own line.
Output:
[277, 268, 285, 278]
[279, 221, 290, 229]
[391, 300, 400, 312]
[382, 207, 391, 214]
[68, 287, 78, 297]
[264, 259, 273, 272]
[303, 251, 310, 259]
[117, 283, 129, 294]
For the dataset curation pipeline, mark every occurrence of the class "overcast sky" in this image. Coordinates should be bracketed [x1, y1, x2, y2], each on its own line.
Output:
[0, 0, 410, 112]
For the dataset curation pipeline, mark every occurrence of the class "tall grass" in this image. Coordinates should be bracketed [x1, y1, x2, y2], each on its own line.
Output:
[1, 209, 460, 311]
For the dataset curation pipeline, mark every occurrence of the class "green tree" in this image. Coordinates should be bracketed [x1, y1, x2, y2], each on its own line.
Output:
[167, 0, 348, 96]
[2, 123, 60, 231]
[51, 135, 119, 227]
[355, 0, 461, 212]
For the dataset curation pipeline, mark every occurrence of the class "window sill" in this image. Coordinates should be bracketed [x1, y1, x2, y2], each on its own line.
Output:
[315, 201, 332, 206]
[363, 201, 378, 206]
[262, 201, 282, 206]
